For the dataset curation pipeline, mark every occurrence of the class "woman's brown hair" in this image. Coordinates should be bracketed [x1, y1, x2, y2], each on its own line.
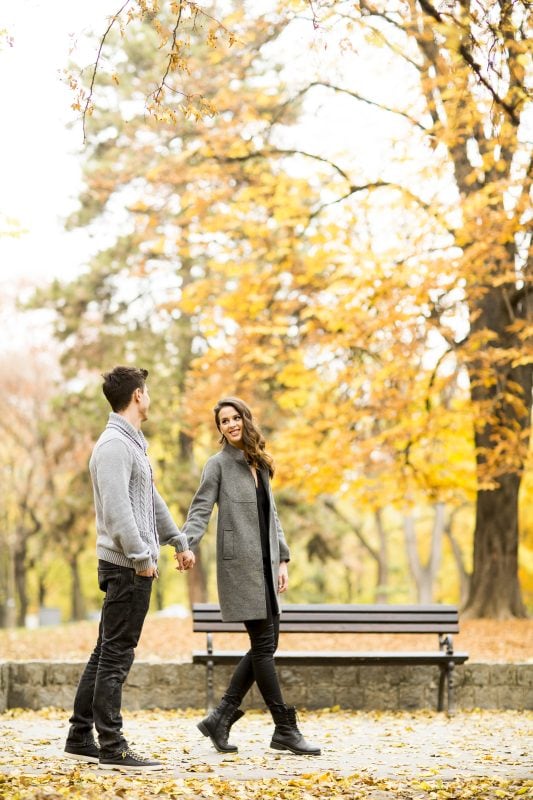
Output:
[214, 397, 275, 478]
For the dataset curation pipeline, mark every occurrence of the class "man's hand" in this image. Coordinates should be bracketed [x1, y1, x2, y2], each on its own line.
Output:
[175, 549, 196, 571]
[137, 565, 158, 578]
[278, 561, 289, 593]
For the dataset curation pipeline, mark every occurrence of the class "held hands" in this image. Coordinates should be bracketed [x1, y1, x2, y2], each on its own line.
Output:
[278, 561, 289, 593]
[174, 549, 196, 572]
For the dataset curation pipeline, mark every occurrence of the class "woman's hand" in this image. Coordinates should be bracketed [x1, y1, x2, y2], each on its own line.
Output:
[278, 561, 289, 593]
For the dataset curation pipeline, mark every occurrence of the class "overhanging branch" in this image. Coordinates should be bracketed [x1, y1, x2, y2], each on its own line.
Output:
[272, 80, 428, 131]
[82, 0, 132, 143]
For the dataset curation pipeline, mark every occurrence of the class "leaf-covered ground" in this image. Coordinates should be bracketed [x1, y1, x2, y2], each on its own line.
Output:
[1, 772, 531, 800]
[1, 616, 532, 662]
[0, 708, 531, 799]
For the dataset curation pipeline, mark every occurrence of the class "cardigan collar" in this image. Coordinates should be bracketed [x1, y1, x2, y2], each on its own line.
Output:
[107, 412, 148, 453]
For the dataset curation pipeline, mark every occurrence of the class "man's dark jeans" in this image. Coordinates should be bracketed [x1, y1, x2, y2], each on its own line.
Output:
[67, 560, 153, 757]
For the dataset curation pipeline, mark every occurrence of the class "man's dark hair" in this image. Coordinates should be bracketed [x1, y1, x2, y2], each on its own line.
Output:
[102, 366, 149, 412]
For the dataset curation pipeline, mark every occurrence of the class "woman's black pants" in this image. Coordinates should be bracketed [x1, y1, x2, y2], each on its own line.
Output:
[222, 569, 285, 710]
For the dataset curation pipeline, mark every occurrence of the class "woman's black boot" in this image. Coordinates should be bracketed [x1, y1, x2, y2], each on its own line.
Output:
[197, 699, 244, 753]
[270, 705, 321, 755]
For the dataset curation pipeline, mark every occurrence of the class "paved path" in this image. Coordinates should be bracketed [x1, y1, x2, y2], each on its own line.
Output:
[0, 707, 531, 784]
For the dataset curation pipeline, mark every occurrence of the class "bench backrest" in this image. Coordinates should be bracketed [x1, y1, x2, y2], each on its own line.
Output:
[192, 603, 460, 634]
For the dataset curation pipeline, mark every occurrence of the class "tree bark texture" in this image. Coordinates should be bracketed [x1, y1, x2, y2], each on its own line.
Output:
[463, 287, 531, 618]
[464, 476, 525, 618]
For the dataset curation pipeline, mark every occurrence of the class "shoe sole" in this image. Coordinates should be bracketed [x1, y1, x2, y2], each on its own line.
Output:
[270, 741, 321, 756]
[98, 763, 165, 772]
[197, 721, 238, 753]
[64, 751, 99, 764]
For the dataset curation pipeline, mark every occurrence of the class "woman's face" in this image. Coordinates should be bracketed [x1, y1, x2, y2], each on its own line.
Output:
[218, 405, 244, 447]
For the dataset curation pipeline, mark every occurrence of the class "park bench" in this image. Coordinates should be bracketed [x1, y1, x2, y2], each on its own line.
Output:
[192, 603, 469, 714]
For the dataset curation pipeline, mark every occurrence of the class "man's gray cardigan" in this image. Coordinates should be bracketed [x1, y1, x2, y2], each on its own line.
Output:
[90, 412, 187, 573]
[182, 442, 290, 621]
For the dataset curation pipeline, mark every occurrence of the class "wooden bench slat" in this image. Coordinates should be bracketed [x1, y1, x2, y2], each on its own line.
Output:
[193, 603, 458, 612]
[279, 612, 458, 621]
[192, 650, 469, 666]
[193, 613, 459, 623]
[193, 622, 459, 633]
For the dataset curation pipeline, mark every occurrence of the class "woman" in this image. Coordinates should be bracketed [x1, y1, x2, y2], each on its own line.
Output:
[178, 397, 320, 756]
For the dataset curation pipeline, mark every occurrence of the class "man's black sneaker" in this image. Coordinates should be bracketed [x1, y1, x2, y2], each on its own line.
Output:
[64, 738, 100, 763]
[99, 748, 164, 772]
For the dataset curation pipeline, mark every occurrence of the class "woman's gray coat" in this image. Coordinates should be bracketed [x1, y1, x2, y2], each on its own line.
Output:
[182, 442, 290, 622]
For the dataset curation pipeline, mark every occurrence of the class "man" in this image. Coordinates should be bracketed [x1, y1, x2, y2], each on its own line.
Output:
[64, 366, 195, 772]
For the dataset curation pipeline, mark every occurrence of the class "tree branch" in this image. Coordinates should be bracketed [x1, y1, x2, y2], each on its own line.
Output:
[307, 181, 390, 221]
[418, 0, 521, 125]
[153, 4, 183, 105]
[272, 80, 428, 131]
[215, 146, 352, 182]
[82, 0, 133, 143]
[359, 1, 405, 33]
[458, 42, 521, 125]
[217, 146, 432, 222]
[324, 498, 381, 563]
[425, 345, 454, 412]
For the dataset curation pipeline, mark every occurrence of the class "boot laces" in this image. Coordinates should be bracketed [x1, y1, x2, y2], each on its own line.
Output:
[287, 707, 302, 732]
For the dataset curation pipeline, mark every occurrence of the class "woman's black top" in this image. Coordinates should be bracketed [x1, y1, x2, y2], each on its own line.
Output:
[255, 474, 271, 561]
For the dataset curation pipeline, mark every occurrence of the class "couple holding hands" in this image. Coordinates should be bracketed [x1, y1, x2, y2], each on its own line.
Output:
[64, 366, 320, 772]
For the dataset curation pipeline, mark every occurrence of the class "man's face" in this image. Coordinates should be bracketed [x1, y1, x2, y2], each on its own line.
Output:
[138, 384, 150, 421]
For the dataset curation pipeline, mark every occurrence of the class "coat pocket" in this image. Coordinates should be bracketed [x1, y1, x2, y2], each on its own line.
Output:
[222, 529, 234, 560]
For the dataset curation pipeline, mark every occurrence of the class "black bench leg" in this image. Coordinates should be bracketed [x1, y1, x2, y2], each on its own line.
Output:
[206, 659, 215, 713]
[447, 661, 455, 716]
[437, 662, 456, 714]
[437, 665, 446, 712]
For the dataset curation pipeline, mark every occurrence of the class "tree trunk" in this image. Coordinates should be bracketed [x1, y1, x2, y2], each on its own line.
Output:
[374, 509, 389, 603]
[14, 538, 28, 627]
[444, 511, 471, 608]
[69, 555, 86, 621]
[463, 476, 526, 618]
[324, 499, 387, 602]
[179, 430, 194, 462]
[38, 572, 46, 607]
[463, 286, 531, 618]
[404, 503, 444, 604]
[4, 538, 17, 629]
[343, 563, 353, 602]
[187, 548, 208, 606]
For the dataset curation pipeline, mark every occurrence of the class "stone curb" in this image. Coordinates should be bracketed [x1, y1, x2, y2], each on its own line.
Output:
[0, 660, 531, 712]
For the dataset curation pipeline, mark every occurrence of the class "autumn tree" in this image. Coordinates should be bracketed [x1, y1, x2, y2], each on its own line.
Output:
[49, 0, 531, 616]
[298, 0, 532, 617]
